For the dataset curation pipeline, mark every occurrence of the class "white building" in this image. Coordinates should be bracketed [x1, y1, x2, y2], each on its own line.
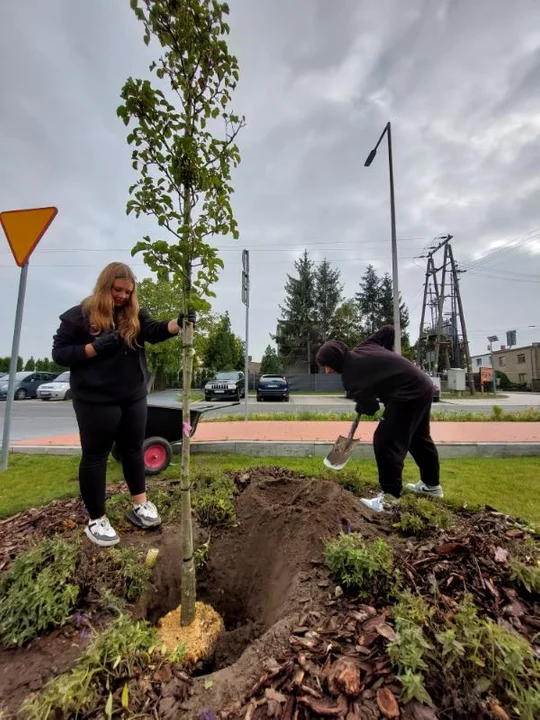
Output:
[471, 353, 492, 369]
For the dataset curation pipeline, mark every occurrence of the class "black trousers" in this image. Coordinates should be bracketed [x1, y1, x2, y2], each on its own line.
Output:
[373, 392, 440, 498]
[73, 397, 147, 520]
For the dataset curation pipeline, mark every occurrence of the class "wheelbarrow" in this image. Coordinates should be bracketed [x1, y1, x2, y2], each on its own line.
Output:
[110, 401, 239, 476]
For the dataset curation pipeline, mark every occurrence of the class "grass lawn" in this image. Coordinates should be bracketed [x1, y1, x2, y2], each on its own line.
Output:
[1, 454, 539, 528]
[440, 392, 508, 400]
[204, 407, 540, 422]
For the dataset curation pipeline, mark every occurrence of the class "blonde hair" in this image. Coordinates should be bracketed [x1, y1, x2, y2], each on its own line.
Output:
[82, 262, 140, 348]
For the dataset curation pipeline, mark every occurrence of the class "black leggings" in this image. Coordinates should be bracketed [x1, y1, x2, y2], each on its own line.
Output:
[73, 398, 147, 520]
[373, 393, 440, 498]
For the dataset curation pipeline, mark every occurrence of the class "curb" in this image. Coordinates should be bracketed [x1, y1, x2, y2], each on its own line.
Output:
[9, 441, 540, 459]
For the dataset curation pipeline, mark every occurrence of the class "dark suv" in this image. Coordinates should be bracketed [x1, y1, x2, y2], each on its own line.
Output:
[257, 374, 290, 402]
[204, 370, 245, 401]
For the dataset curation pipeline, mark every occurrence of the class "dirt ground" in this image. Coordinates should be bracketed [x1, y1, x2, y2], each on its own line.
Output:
[0, 467, 538, 719]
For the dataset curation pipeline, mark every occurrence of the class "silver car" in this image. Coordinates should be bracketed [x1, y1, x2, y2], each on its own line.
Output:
[37, 371, 72, 401]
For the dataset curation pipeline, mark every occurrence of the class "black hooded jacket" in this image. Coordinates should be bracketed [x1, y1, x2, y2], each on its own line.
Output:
[316, 326, 433, 415]
[52, 304, 174, 404]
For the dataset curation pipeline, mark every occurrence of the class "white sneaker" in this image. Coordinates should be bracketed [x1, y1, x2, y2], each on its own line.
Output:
[405, 480, 444, 499]
[360, 493, 399, 513]
[131, 500, 162, 528]
[85, 517, 120, 547]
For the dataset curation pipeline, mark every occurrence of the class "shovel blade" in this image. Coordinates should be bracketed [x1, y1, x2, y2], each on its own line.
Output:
[324, 435, 359, 471]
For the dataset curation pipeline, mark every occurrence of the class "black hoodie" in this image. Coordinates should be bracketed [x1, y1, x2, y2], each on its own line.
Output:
[52, 304, 174, 404]
[316, 326, 432, 415]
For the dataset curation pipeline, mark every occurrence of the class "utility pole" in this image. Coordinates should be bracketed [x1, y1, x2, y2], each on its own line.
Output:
[416, 235, 474, 393]
[488, 335, 498, 395]
[364, 122, 401, 355]
[241, 250, 249, 421]
[448, 245, 474, 394]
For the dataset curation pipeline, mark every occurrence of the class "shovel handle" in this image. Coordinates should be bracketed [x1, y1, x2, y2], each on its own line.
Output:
[347, 413, 360, 441]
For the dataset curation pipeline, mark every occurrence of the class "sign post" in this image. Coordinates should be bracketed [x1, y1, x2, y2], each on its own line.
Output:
[0, 207, 58, 471]
[241, 249, 250, 421]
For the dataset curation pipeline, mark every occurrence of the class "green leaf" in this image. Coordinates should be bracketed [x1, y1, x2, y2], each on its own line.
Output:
[121, 682, 129, 709]
[204, 678, 214, 690]
[105, 692, 113, 719]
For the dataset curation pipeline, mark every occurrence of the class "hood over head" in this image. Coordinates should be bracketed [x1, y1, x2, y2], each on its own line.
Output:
[316, 340, 349, 373]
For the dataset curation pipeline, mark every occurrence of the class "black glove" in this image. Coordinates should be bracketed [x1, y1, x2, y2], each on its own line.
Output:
[92, 330, 120, 355]
[355, 399, 379, 417]
[178, 310, 197, 328]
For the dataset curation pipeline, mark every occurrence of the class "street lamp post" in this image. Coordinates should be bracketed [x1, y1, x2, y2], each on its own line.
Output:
[364, 121, 401, 355]
[488, 335, 498, 395]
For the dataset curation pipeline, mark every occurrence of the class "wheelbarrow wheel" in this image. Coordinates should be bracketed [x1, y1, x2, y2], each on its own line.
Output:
[143, 437, 173, 476]
[110, 442, 122, 462]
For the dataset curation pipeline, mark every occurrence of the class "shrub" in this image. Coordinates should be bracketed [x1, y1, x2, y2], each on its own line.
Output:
[395, 496, 453, 536]
[0, 539, 79, 647]
[324, 533, 400, 600]
[20, 615, 159, 719]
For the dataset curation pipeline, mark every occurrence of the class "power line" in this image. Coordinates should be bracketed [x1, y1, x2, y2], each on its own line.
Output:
[0, 255, 421, 269]
[0, 237, 426, 256]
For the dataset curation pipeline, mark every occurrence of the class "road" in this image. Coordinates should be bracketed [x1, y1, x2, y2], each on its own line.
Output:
[1, 391, 540, 442]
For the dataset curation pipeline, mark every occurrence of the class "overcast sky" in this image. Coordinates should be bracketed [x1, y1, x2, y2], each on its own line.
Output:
[1, 0, 539, 366]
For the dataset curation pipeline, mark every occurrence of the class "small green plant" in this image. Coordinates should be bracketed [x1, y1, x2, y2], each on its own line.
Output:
[192, 469, 235, 526]
[0, 539, 79, 647]
[492, 405, 503, 420]
[169, 642, 187, 663]
[20, 615, 159, 719]
[388, 592, 540, 717]
[97, 587, 126, 615]
[388, 592, 434, 704]
[108, 547, 151, 602]
[395, 495, 453, 535]
[324, 533, 401, 599]
[510, 559, 540, 595]
[194, 540, 210, 570]
[76, 545, 150, 608]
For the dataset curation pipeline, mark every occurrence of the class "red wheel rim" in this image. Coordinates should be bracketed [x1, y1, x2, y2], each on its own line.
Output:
[144, 444, 167, 469]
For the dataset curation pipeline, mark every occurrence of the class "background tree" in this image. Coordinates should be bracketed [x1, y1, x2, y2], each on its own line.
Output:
[314, 258, 343, 343]
[0, 358, 21, 373]
[203, 312, 242, 375]
[355, 265, 380, 336]
[377, 272, 410, 349]
[355, 266, 410, 349]
[331, 299, 361, 348]
[24, 357, 36, 372]
[118, 0, 243, 625]
[137, 277, 182, 391]
[276, 249, 316, 372]
[260, 344, 283, 374]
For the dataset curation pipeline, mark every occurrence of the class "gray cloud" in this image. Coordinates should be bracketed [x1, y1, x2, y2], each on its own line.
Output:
[1, 0, 539, 366]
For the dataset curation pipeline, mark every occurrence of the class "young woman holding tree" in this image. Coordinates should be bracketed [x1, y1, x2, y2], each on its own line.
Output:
[52, 262, 195, 547]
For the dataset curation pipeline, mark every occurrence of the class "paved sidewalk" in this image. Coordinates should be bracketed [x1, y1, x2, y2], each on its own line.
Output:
[11, 420, 540, 447]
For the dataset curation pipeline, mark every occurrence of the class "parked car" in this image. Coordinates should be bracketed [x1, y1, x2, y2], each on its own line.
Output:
[257, 374, 289, 402]
[204, 370, 245, 401]
[37, 371, 71, 401]
[0, 371, 59, 400]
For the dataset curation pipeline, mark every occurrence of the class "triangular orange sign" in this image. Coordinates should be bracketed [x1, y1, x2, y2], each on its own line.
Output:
[0, 206, 58, 267]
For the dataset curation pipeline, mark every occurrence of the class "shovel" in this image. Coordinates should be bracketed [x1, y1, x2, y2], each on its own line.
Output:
[324, 413, 360, 471]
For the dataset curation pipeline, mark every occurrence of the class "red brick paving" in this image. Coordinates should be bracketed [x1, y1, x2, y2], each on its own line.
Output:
[11, 421, 540, 447]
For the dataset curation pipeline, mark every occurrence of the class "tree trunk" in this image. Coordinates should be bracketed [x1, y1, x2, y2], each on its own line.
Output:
[180, 317, 196, 625]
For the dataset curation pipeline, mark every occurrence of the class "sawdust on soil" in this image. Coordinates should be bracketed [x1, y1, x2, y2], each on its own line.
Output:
[157, 601, 224, 667]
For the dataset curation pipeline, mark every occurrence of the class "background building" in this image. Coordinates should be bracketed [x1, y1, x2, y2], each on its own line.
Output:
[471, 343, 540, 390]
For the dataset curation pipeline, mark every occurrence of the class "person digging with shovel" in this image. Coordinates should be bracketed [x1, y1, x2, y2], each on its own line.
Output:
[316, 325, 443, 513]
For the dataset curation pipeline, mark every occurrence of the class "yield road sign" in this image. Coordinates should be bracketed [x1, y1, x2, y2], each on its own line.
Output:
[0, 206, 58, 266]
